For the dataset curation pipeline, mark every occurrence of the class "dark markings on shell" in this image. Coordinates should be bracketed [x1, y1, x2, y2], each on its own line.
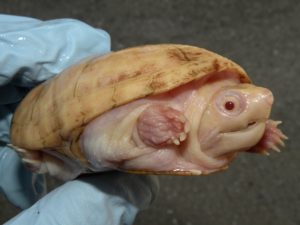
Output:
[100, 66, 151, 87]
[29, 86, 43, 121]
[213, 59, 220, 72]
[40, 133, 46, 148]
[58, 132, 66, 142]
[73, 65, 87, 98]
[188, 69, 201, 78]
[111, 85, 118, 108]
[79, 108, 86, 125]
[168, 47, 203, 63]
[51, 84, 64, 136]
[149, 72, 166, 90]
[81, 57, 99, 74]
[115, 70, 142, 83]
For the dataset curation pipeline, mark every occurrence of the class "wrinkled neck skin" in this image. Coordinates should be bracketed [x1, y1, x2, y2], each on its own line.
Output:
[80, 72, 273, 175]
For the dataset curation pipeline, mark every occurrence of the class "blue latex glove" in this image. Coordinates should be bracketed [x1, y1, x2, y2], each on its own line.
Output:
[0, 146, 45, 209]
[0, 15, 159, 225]
[6, 173, 158, 225]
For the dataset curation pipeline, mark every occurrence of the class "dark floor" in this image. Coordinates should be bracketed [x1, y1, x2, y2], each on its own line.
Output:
[1, 0, 300, 224]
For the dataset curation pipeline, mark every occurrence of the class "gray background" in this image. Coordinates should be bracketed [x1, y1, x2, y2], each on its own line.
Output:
[1, 0, 299, 224]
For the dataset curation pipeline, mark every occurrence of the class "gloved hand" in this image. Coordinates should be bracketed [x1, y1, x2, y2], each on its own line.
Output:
[0, 15, 159, 225]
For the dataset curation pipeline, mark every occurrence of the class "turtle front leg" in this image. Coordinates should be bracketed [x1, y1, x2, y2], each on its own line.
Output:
[248, 120, 287, 155]
[136, 105, 190, 147]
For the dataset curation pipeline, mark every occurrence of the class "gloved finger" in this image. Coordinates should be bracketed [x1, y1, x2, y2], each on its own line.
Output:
[0, 146, 46, 209]
[0, 14, 40, 32]
[0, 14, 111, 88]
[0, 105, 13, 144]
[4, 172, 159, 225]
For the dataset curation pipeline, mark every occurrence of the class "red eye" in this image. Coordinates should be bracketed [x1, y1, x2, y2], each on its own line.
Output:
[216, 90, 246, 116]
[224, 101, 235, 110]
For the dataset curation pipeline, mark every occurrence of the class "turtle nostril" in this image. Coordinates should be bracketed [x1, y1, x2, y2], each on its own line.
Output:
[262, 89, 274, 105]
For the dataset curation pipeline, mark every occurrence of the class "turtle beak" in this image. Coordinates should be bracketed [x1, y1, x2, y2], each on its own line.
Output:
[261, 88, 274, 106]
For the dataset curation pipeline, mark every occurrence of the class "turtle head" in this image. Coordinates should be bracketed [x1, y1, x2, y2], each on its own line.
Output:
[198, 83, 275, 157]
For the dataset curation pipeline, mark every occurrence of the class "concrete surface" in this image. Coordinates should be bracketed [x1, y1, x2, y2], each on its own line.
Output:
[1, 0, 299, 224]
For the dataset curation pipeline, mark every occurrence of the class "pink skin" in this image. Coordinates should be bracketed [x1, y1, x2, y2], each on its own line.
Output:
[137, 105, 189, 147]
[80, 74, 287, 175]
[249, 120, 287, 154]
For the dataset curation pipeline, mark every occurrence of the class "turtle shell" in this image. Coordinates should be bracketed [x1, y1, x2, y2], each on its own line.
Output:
[10, 44, 250, 163]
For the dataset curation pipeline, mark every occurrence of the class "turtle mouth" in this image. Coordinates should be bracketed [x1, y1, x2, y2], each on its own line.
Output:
[243, 121, 262, 133]
[200, 120, 267, 159]
[214, 120, 267, 155]
[247, 121, 256, 127]
[227, 120, 266, 135]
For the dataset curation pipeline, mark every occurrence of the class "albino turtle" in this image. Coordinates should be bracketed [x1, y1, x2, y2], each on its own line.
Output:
[10, 44, 287, 180]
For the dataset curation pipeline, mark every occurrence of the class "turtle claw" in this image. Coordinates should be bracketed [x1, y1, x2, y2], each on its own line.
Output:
[171, 137, 181, 146]
[170, 130, 188, 146]
[277, 138, 285, 147]
[261, 150, 270, 156]
[269, 143, 281, 152]
[280, 133, 288, 140]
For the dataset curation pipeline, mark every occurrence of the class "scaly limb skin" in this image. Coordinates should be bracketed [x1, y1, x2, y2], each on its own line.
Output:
[137, 105, 190, 147]
[248, 120, 288, 155]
